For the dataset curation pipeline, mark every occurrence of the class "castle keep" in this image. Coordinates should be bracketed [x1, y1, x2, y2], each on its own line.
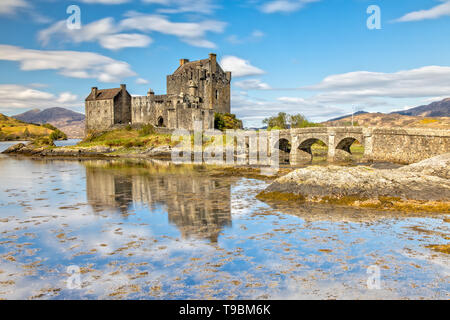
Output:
[85, 53, 231, 132]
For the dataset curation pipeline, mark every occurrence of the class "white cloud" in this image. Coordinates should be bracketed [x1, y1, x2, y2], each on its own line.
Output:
[39, 14, 225, 50]
[220, 56, 265, 77]
[39, 18, 152, 51]
[0, 45, 136, 83]
[136, 78, 149, 85]
[39, 18, 117, 46]
[142, 0, 219, 14]
[226, 30, 265, 45]
[0, 84, 80, 111]
[57, 92, 79, 103]
[234, 79, 271, 90]
[0, 0, 51, 23]
[251, 30, 265, 38]
[304, 65, 450, 99]
[0, 0, 29, 15]
[120, 13, 226, 48]
[261, 0, 319, 14]
[395, 1, 450, 22]
[100, 33, 153, 50]
[232, 64, 450, 126]
[231, 91, 345, 127]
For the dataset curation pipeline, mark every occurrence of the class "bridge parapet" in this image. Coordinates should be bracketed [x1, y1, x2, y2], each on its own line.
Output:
[271, 127, 449, 165]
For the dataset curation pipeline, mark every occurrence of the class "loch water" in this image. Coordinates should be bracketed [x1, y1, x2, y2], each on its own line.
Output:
[0, 142, 448, 299]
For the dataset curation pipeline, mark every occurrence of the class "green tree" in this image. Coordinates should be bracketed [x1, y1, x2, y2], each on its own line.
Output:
[263, 112, 288, 130]
[49, 129, 68, 141]
[289, 113, 322, 128]
[214, 113, 243, 131]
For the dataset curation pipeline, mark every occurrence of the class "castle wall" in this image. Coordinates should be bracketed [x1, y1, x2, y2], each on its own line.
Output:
[208, 73, 231, 114]
[173, 108, 214, 130]
[114, 91, 132, 125]
[85, 100, 114, 132]
[131, 95, 214, 131]
[132, 96, 169, 127]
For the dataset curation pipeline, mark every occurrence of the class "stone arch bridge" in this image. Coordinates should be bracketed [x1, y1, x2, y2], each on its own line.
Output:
[269, 127, 450, 165]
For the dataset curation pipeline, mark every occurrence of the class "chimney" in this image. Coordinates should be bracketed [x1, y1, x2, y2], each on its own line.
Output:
[180, 59, 189, 66]
[120, 84, 126, 91]
[209, 53, 217, 73]
[147, 89, 155, 98]
[91, 87, 98, 100]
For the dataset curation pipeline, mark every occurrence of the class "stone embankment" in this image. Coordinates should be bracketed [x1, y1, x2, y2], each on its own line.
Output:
[1, 143, 175, 158]
[259, 153, 450, 212]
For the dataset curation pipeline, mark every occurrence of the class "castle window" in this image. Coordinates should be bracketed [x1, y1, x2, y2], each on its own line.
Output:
[215, 90, 219, 100]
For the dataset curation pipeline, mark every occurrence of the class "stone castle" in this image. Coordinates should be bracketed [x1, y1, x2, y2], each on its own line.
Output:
[85, 53, 231, 132]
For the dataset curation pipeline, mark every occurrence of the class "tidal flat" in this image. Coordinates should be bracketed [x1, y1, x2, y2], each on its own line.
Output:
[0, 145, 448, 299]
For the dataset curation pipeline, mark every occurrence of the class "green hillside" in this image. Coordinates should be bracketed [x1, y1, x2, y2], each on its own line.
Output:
[0, 113, 67, 141]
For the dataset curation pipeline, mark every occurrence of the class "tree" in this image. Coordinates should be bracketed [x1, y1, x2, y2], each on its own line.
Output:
[214, 113, 243, 131]
[263, 112, 321, 130]
[262, 112, 288, 130]
[289, 113, 321, 128]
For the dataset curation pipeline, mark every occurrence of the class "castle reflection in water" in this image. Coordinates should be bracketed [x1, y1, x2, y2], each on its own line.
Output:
[84, 160, 232, 243]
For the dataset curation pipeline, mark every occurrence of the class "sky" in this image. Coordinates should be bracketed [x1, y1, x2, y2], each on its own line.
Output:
[0, 0, 449, 127]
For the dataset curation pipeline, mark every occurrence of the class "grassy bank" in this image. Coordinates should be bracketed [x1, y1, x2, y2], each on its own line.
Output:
[77, 126, 176, 150]
[0, 113, 67, 141]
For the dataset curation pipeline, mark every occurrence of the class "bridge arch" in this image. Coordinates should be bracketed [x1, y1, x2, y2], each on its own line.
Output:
[273, 138, 292, 164]
[335, 136, 365, 161]
[290, 137, 329, 164]
[298, 138, 328, 154]
[336, 137, 357, 153]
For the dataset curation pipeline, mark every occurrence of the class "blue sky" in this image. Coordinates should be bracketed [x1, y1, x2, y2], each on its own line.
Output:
[0, 0, 450, 126]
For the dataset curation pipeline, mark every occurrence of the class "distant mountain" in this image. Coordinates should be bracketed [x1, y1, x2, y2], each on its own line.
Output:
[327, 111, 368, 122]
[391, 98, 450, 117]
[14, 107, 84, 124]
[13, 107, 85, 138]
[323, 97, 450, 129]
[323, 112, 450, 129]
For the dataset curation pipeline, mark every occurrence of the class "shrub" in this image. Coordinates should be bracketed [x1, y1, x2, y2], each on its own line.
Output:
[124, 141, 134, 148]
[42, 123, 58, 131]
[215, 113, 243, 131]
[33, 136, 55, 147]
[49, 129, 68, 141]
[83, 131, 104, 143]
[125, 124, 133, 131]
[139, 124, 155, 136]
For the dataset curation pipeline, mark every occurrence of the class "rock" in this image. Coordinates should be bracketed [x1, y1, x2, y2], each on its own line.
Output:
[145, 145, 172, 157]
[262, 164, 450, 202]
[399, 153, 450, 179]
[2, 143, 26, 154]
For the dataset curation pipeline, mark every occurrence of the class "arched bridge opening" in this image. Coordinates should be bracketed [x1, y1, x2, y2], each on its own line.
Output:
[274, 138, 292, 164]
[335, 137, 365, 162]
[295, 138, 329, 163]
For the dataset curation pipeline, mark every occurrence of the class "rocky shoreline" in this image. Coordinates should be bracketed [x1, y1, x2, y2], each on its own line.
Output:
[1, 142, 174, 159]
[258, 153, 450, 212]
